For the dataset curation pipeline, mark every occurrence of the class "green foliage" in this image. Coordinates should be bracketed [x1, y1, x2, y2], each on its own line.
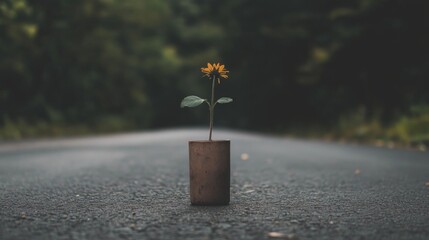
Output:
[180, 96, 232, 108]
[387, 108, 429, 144]
[181, 96, 207, 108]
[1, 0, 428, 140]
[324, 105, 429, 146]
[216, 97, 233, 104]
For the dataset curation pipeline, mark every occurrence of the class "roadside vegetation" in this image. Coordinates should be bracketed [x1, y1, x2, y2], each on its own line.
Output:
[1, 0, 428, 149]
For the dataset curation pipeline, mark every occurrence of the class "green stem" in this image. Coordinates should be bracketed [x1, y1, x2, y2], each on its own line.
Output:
[209, 76, 216, 141]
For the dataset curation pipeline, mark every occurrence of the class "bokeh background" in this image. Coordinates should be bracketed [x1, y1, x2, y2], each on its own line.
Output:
[1, 0, 428, 146]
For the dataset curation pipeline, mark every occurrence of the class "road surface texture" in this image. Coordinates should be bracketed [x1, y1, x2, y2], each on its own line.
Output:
[0, 129, 428, 240]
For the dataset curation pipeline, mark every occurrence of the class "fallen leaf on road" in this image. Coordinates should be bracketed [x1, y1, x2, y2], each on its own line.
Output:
[354, 169, 361, 175]
[241, 153, 249, 160]
[129, 223, 136, 229]
[268, 232, 299, 239]
[268, 232, 285, 238]
[243, 190, 255, 194]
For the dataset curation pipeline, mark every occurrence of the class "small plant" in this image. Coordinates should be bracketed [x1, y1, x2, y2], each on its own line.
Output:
[181, 63, 233, 141]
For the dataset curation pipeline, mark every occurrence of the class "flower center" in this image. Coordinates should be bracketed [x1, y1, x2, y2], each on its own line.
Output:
[211, 70, 220, 78]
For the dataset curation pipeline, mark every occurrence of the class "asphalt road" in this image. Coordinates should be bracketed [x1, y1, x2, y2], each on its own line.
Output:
[0, 129, 428, 240]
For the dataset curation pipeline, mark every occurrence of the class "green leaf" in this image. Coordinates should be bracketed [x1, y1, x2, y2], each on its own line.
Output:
[181, 95, 206, 108]
[216, 97, 233, 104]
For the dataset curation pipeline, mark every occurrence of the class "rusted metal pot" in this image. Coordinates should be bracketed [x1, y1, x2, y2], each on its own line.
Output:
[189, 140, 230, 205]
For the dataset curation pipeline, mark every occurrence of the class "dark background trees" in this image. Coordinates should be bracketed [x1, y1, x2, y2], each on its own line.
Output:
[1, 0, 428, 143]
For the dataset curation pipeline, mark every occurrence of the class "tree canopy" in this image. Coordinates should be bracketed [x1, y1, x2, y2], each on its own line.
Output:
[1, 0, 428, 138]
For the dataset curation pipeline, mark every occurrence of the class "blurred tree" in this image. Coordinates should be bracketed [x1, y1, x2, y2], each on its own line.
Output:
[0, 0, 177, 131]
[319, 0, 429, 124]
[218, 0, 429, 130]
[0, 0, 428, 137]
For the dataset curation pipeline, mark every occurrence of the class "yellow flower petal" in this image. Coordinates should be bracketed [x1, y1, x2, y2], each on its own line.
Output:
[201, 62, 229, 80]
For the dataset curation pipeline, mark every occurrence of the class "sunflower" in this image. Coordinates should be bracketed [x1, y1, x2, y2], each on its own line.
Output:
[201, 63, 229, 84]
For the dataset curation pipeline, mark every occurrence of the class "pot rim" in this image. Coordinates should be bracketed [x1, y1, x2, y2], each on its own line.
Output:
[189, 140, 230, 143]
